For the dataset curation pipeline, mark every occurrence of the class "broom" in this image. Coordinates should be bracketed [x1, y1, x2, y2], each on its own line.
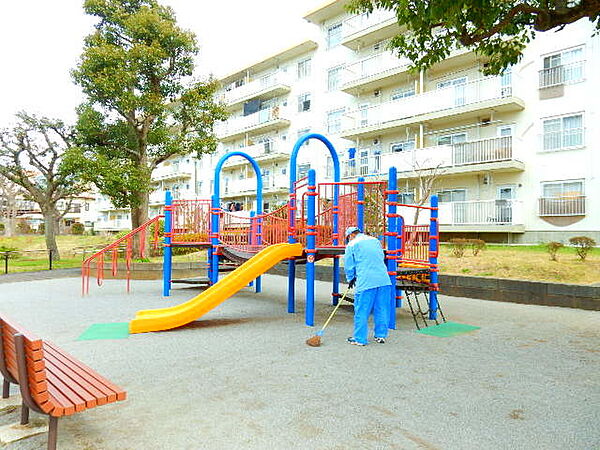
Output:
[306, 287, 352, 347]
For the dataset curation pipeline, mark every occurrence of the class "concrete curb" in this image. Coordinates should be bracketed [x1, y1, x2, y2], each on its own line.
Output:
[267, 263, 600, 311]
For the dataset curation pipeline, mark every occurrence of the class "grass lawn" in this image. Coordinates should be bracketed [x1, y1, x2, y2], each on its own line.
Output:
[438, 244, 600, 285]
[1, 235, 598, 285]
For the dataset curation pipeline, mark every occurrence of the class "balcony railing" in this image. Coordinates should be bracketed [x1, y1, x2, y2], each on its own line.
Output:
[152, 168, 193, 181]
[216, 106, 288, 139]
[342, 76, 515, 133]
[223, 141, 288, 167]
[342, 10, 396, 40]
[538, 61, 584, 88]
[342, 136, 516, 177]
[538, 196, 586, 216]
[439, 200, 523, 225]
[221, 72, 290, 105]
[342, 51, 410, 87]
[453, 136, 513, 165]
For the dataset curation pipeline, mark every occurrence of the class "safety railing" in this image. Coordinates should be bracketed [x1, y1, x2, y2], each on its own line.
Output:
[171, 199, 211, 245]
[538, 196, 586, 216]
[81, 215, 163, 295]
[401, 225, 430, 264]
[260, 204, 288, 246]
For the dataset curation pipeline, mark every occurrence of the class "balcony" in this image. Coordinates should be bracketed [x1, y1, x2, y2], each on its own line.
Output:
[216, 107, 291, 142]
[342, 136, 524, 178]
[539, 61, 585, 88]
[221, 72, 291, 109]
[341, 51, 411, 94]
[152, 167, 193, 182]
[223, 141, 289, 169]
[341, 10, 399, 50]
[340, 76, 524, 140]
[538, 196, 586, 217]
[222, 174, 288, 198]
[439, 200, 524, 232]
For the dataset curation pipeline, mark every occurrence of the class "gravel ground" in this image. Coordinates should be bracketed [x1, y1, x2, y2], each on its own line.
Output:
[0, 274, 598, 450]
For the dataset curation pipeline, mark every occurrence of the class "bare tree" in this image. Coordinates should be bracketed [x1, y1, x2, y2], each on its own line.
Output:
[410, 161, 446, 225]
[0, 112, 86, 259]
[0, 175, 20, 237]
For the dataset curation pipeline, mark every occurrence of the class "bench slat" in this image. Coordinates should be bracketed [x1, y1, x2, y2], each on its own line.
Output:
[43, 346, 117, 403]
[0, 317, 43, 351]
[45, 343, 126, 401]
[44, 352, 110, 406]
[44, 358, 98, 408]
[46, 384, 77, 416]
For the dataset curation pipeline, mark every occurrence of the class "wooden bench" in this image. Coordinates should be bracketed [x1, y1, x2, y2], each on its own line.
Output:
[0, 316, 126, 449]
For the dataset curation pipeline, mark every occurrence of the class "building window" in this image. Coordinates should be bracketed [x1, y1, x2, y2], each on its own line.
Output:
[437, 189, 466, 202]
[500, 67, 512, 96]
[297, 129, 311, 146]
[437, 133, 467, 146]
[327, 23, 342, 49]
[398, 191, 415, 204]
[540, 46, 584, 87]
[391, 86, 415, 101]
[298, 163, 310, 180]
[437, 77, 467, 106]
[297, 93, 311, 112]
[542, 114, 583, 151]
[497, 125, 514, 137]
[390, 139, 415, 152]
[328, 66, 343, 91]
[297, 58, 311, 79]
[327, 108, 345, 133]
[540, 180, 585, 216]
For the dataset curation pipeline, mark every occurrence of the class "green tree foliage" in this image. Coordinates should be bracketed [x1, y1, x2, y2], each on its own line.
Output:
[348, 0, 600, 75]
[68, 0, 227, 233]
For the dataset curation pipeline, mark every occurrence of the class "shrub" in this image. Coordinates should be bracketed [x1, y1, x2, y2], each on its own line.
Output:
[449, 238, 469, 258]
[0, 245, 19, 259]
[16, 220, 32, 234]
[545, 241, 563, 261]
[38, 223, 45, 234]
[569, 236, 596, 261]
[469, 239, 486, 256]
[71, 223, 85, 235]
[0, 223, 5, 234]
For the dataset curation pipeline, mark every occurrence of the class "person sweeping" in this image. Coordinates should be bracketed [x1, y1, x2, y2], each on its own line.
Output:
[343, 226, 392, 346]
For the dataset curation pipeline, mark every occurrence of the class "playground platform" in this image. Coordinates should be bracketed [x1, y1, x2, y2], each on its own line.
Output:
[1, 275, 598, 449]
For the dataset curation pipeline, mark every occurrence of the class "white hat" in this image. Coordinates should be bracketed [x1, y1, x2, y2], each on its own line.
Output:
[344, 226, 361, 240]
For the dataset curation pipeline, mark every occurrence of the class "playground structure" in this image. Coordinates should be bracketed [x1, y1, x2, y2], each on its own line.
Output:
[82, 134, 442, 333]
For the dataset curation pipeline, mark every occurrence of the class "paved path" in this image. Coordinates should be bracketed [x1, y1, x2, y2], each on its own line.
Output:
[0, 275, 598, 449]
[0, 268, 79, 284]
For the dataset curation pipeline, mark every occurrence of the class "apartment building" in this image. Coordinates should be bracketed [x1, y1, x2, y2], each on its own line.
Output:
[301, 0, 599, 243]
[101, 1, 598, 243]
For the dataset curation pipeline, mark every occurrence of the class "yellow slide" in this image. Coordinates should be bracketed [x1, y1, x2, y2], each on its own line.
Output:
[129, 243, 303, 334]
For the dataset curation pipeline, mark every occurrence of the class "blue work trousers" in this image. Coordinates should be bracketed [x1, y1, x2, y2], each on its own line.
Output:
[353, 285, 391, 345]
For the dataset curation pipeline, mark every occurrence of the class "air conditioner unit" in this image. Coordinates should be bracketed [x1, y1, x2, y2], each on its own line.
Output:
[483, 174, 492, 185]
[373, 138, 380, 145]
[374, 89, 381, 97]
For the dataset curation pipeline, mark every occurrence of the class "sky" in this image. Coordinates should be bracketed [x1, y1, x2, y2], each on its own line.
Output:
[0, 0, 324, 127]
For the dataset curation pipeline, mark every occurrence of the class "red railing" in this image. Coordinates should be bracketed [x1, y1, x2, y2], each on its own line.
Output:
[400, 224, 430, 265]
[81, 215, 163, 295]
[171, 199, 211, 244]
[260, 204, 288, 246]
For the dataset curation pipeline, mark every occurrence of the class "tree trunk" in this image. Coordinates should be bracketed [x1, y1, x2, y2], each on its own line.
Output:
[130, 190, 150, 256]
[42, 209, 61, 261]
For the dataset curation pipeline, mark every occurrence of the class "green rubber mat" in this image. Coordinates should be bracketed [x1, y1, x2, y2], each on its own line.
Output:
[78, 323, 130, 341]
[416, 321, 480, 337]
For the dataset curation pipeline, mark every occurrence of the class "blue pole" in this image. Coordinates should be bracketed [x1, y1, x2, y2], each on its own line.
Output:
[288, 133, 341, 313]
[428, 195, 439, 320]
[210, 194, 220, 285]
[357, 177, 365, 231]
[256, 206, 262, 293]
[396, 215, 404, 308]
[162, 190, 173, 297]
[386, 167, 398, 330]
[305, 169, 317, 326]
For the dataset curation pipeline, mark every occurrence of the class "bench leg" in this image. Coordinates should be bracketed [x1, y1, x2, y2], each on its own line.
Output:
[2, 379, 9, 398]
[47, 416, 58, 450]
[21, 403, 29, 425]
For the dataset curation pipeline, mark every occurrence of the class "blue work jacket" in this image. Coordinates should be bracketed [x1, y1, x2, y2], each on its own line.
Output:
[344, 233, 391, 293]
